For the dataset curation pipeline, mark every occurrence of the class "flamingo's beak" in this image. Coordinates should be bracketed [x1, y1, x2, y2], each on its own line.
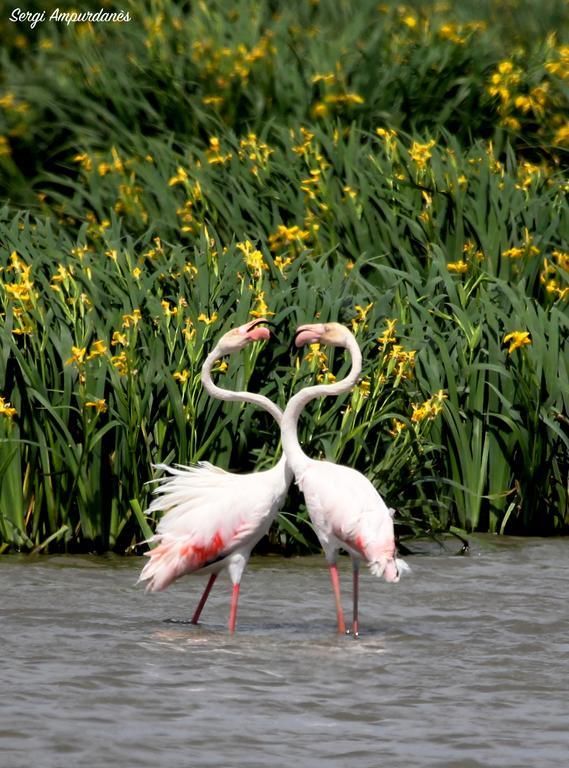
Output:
[294, 323, 326, 347]
[240, 318, 271, 342]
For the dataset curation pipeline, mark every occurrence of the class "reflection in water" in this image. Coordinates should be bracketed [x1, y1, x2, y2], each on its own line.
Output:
[1, 539, 569, 767]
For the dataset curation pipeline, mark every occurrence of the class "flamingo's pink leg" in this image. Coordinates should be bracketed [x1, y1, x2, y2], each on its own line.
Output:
[328, 564, 346, 634]
[228, 583, 240, 633]
[191, 573, 218, 625]
[352, 563, 360, 638]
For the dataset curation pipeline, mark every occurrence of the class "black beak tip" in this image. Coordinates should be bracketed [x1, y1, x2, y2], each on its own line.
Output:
[248, 318, 277, 329]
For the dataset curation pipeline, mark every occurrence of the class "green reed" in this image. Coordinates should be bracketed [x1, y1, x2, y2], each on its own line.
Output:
[1, 0, 568, 550]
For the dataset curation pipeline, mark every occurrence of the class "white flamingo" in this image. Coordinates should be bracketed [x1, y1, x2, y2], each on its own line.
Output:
[281, 322, 408, 636]
[138, 319, 292, 632]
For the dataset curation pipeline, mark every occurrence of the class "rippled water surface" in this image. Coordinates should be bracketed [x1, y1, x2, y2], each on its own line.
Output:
[2, 538, 569, 767]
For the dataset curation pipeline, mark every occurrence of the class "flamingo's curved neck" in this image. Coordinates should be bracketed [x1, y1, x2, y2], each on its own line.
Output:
[201, 347, 284, 425]
[280, 335, 362, 476]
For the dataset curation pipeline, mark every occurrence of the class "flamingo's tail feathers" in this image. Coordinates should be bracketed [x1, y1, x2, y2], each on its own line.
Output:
[369, 556, 410, 583]
[148, 462, 230, 491]
[142, 463, 233, 529]
[396, 557, 411, 575]
[138, 539, 192, 592]
[369, 559, 386, 579]
[151, 461, 228, 479]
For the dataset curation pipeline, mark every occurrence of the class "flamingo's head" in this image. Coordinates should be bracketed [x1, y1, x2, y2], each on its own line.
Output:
[294, 321, 352, 349]
[216, 318, 271, 355]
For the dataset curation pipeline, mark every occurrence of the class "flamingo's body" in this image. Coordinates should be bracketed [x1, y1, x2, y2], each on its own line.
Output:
[281, 322, 408, 636]
[138, 319, 292, 631]
[297, 461, 400, 583]
[139, 459, 289, 590]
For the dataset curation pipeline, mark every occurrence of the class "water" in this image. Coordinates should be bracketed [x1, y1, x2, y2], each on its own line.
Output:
[1, 537, 569, 768]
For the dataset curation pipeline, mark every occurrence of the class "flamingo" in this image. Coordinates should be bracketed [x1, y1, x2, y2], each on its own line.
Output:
[138, 318, 292, 632]
[281, 322, 408, 637]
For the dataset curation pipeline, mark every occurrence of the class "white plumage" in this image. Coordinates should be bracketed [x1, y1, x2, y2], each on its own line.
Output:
[139, 459, 289, 592]
[298, 461, 401, 582]
[281, 322, 409, 636]
[137, 319, 293, 631]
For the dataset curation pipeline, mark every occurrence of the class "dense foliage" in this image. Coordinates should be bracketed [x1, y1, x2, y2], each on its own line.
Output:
[1, 0, 568, 552]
